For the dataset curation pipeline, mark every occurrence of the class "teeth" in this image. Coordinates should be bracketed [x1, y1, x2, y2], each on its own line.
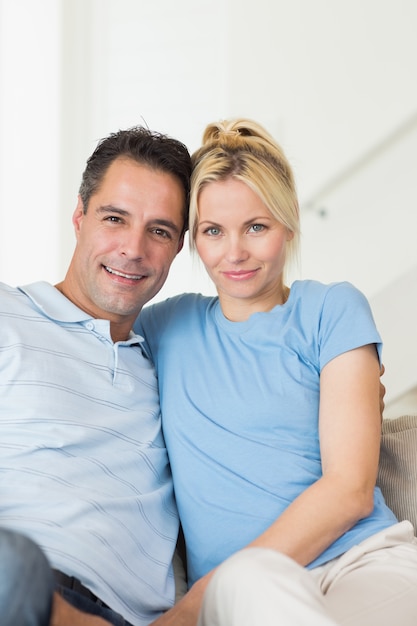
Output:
[105, 266, 143, 280]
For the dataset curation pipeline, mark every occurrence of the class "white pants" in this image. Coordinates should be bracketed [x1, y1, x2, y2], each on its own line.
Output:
[197, 521, 417, 626]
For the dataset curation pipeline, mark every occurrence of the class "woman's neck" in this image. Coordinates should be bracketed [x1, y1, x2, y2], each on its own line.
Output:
[218, 285, 290, 322]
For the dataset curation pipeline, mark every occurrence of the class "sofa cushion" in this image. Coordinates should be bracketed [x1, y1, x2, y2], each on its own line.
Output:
[377, 415, 417, 533]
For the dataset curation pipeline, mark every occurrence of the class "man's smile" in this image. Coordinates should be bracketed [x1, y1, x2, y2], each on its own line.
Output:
[104, 265, 144, 280]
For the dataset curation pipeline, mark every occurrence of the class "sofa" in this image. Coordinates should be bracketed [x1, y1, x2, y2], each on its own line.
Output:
[377, 414, 417, 532]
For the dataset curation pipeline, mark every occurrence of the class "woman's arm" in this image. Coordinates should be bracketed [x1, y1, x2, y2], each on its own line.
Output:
[246, 343, 382, 566]
[150, 571, 214, 626]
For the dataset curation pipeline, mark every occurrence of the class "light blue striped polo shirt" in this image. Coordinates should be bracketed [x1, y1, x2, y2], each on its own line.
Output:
[0, 281, 178, 626]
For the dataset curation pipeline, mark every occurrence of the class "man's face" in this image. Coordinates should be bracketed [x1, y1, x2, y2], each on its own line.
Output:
[65, 157, 185, 334]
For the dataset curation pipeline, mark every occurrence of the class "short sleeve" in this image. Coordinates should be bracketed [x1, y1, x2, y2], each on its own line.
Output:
[318, 282, 382, 371]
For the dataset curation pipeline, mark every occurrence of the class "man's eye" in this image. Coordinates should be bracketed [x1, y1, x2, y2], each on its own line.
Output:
[105, 216, 122, 223]
[152, 228, 171, 239]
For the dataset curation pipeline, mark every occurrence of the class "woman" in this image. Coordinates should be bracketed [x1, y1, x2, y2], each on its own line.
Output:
[136, 119, 417, 625]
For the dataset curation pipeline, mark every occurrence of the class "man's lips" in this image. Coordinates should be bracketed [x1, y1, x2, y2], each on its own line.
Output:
[104, 265, 144, 280]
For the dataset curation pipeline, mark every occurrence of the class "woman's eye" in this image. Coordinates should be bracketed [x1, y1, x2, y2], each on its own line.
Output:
[205, 227, 221, 236]
[249, 224, 265, 233]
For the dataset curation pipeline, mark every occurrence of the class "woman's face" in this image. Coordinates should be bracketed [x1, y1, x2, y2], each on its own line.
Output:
[195, 177, 293, 317]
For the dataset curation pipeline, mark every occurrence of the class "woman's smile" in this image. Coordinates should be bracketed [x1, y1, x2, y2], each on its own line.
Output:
[221, 268, 260, 281]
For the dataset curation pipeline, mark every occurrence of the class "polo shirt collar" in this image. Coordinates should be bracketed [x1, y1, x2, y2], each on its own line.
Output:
[18, 281, 143, 345]
[19, 281, 92, 323]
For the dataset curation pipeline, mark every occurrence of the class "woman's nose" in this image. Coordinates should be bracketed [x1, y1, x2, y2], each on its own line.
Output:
[225, 236, 249, 263]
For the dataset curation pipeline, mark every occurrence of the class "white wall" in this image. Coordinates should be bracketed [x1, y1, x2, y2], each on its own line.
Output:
[1, 0, 416, 287]
[298, 119, 417, 298]
[1, 0, 417, 407]
[0, 0, 61, 285]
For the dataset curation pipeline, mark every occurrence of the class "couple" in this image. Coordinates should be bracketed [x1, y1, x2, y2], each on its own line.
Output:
[1, 118, 417, 626]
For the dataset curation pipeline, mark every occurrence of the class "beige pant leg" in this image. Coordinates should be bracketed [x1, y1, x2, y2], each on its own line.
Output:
[197, 547, 337, 626]
[197, 522, 417, 626]
[316, 521, 417, 626]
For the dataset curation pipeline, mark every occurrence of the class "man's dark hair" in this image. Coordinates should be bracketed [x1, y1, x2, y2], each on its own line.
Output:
[79, 126, 192, 229]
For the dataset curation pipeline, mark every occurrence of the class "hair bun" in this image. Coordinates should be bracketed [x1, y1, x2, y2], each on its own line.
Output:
[202, 119, 270, 148]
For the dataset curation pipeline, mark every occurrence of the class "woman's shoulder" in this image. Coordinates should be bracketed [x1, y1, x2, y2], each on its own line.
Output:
[136, 292, 217, 330]
[291, 279, 366, 304]
[288, 280, 373, 330]
[292, 278, 358, 293]
[148, 292, 216, 313]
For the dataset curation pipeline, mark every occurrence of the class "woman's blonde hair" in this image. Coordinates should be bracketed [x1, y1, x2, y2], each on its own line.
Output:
[190, 118, 300, 269]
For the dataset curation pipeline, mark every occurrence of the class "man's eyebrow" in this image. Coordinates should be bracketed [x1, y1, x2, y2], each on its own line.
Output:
[151, 219, 181, 235]
[97, 205, 129, 216]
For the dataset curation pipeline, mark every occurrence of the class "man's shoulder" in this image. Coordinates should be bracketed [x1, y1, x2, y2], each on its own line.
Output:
[0, 281, 19, 296]
[0, 282, 28, 311]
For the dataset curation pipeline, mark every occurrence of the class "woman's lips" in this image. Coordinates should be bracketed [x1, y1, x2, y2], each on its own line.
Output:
[221, 269, 259, 281]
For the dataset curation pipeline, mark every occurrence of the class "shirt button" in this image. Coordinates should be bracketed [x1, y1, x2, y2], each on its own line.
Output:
[86, 321, 94, 330]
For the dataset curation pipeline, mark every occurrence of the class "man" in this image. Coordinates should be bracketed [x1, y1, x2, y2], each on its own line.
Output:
[0, 126, 191, 626]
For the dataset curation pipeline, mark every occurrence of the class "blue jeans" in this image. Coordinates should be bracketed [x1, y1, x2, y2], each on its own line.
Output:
[58, 586, 134, 626]
[0, 528, 54, 626]
[0, 527, 134, 626]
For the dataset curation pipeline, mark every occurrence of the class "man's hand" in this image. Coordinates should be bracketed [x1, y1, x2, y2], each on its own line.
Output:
[51, 593, 112, 626]
[379, 364, 386, 418]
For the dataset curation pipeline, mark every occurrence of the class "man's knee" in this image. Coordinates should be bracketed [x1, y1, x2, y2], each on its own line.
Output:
[0, 528, 54, 626]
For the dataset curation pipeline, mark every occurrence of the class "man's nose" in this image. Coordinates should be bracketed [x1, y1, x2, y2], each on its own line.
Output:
[120, 229, 146, 260]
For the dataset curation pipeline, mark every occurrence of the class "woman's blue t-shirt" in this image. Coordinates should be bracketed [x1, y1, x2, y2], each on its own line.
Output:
[135, 280, 397, 586]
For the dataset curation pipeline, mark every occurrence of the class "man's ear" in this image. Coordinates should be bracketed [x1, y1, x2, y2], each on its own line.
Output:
[176, 232, 185, 254]
[72, 196, 85, 239]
